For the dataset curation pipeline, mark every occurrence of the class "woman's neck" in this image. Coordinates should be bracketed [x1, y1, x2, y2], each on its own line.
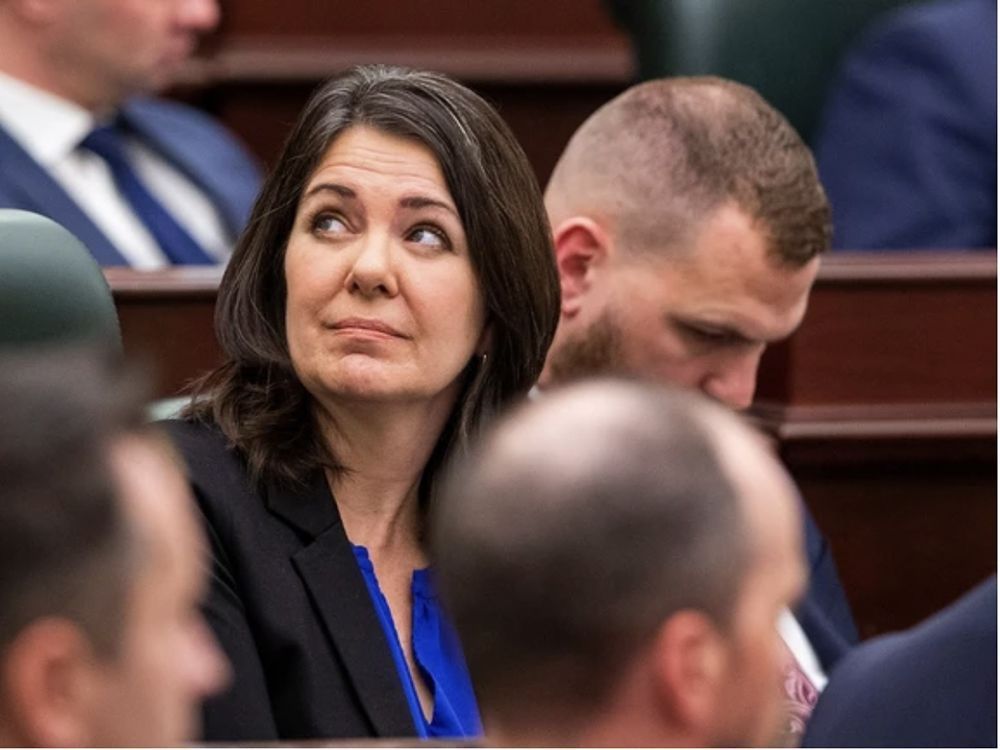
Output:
[316, 395, 454, 554]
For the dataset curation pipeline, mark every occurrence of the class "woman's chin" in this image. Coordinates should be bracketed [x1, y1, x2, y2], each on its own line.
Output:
[314, 370, 422, 404]
[330, 382, 403, 403]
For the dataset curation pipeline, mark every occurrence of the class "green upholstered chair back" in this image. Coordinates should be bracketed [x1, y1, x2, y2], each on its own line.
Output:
[0, 210, 121, 352]
[607, 0, 919, 141]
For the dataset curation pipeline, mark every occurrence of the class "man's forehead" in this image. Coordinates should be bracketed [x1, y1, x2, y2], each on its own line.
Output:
[629, 234, 819, 343]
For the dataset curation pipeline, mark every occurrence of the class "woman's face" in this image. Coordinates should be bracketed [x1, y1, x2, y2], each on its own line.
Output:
[284, 126, 486, 410]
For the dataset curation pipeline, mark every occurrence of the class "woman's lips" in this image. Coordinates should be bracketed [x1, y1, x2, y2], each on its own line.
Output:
[329, 318, 406, 338]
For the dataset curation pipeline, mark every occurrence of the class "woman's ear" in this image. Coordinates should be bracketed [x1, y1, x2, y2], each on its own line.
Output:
[551, 217, 612, 319]
[475, 323, 493, 358]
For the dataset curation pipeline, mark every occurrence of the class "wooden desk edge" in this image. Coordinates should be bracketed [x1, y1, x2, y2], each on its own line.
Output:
[751, 401, 998, 441]
[105, 267, 224, 298]
[818, 250, 997, 282]
[104, 251, 998, 296]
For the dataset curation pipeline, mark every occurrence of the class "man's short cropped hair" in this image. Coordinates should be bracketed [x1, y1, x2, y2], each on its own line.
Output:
[431, 380, 751, 723]
[546, 76, 831, 266]
[0, 349, 148, 655]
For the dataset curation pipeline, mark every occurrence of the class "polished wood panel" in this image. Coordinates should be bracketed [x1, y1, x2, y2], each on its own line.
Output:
[202, 80, 624, 184]
[105, 267, 223, 397]
[795, 446, 996, 639]
[192, 36, 632, 84]
[174, 0, 633, 181]
[752, 251, 997, 637]
[756, 252, 997, 406]
[216, 0, 624, 38]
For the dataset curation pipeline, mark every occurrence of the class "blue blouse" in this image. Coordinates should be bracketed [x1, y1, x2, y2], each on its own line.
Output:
[352, 545, 482, 738]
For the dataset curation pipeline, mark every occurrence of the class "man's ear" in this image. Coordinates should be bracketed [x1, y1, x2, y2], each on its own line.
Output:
[648, 610, 728, 739]
[1, 618, 100, 747]
[551, 217, 613, 319]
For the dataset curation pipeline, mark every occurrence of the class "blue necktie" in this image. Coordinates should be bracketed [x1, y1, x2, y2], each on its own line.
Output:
[79, 123, 216, 265]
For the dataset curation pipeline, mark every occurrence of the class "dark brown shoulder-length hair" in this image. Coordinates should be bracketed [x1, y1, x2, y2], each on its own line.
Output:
[186, 65, 560, 494]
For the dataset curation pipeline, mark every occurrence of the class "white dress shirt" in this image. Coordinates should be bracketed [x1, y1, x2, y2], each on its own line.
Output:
[778, 607, 828, 691]
[0, 71, 230, 268]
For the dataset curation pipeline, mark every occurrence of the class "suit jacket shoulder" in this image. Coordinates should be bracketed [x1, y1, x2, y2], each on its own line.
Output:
[803, 576, 998, 748]
[160, 419, 416, 742]
[0, 96, 263, 264]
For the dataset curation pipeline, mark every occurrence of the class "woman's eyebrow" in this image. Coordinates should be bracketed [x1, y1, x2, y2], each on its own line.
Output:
[399, 195, 459, 218]
[303, 183, 356, 200]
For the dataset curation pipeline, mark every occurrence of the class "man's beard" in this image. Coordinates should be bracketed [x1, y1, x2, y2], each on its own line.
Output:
[545, 310, 630, 386]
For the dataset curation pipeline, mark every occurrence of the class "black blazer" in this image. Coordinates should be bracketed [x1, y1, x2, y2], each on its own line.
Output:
[163, 420, 418, 742]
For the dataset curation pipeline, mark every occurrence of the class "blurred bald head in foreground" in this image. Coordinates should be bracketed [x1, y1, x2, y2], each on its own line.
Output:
[0, 351, 226, 747]
[539, 77, 830, 409]
[433, 381, 806, 747]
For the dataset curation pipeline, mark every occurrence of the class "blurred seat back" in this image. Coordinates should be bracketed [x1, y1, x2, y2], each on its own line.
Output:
[607, 0, 917, 140]
[0, 209, 121, 352]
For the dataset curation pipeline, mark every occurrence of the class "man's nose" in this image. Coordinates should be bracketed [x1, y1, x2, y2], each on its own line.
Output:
[177, 0, 220, 34]
[701, 350, 763, 411]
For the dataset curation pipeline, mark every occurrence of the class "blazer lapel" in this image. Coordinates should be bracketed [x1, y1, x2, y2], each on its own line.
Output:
[265, 475, 416, 738]
[0, 126, 128, 265]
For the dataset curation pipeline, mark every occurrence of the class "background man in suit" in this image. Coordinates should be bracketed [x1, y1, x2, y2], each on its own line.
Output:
[803, 575, 997, 748]
[0, 0, 262, 267]
[0, 351, 228, 746]
[433, 381, 809, 746]
[536, 76, 855, 736]
[815, 0, 997, 251]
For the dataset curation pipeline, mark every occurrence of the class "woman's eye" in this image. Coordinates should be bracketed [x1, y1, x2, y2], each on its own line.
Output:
[409, 226, 450, 250]
[312, 213, 349, 235]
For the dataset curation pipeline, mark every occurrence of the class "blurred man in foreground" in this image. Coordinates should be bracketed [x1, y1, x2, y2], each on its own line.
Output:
[0, 351, 227, 746]
[0, 0, 261, 267]
[433, 381, 807, 746]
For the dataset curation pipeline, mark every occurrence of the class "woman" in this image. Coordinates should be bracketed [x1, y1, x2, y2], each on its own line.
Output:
[164, 65, 560, 742]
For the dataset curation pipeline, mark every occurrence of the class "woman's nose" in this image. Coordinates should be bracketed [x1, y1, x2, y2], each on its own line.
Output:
[345, 232, 399, 298]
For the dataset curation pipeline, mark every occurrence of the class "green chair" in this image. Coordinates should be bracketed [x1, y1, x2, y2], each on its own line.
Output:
[0, 209, 121, 351]
[606, 0, 919, 141]
[0, 210, 190, 419]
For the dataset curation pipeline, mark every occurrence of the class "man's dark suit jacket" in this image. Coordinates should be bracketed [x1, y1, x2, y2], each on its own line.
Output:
[164, 420, 418, 742]
[0, 96, 262, 265]
[815, 0, 997, 250]
[799, 503, 857, 666]
[803, 576, 998, 748]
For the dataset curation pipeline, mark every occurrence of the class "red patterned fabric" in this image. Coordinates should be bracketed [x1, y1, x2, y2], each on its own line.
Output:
[782, 641, 819, 744]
